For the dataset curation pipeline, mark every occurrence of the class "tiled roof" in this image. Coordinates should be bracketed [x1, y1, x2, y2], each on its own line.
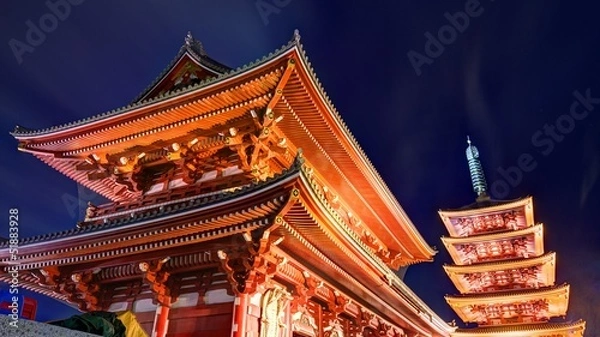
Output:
[10, 33, 299, 138]
[0, 157, 303, 249]
[453, 320, 585, 334]
[443, 251, 555, 271]
[10, 29, 436, 264]
[446, 283, 569, 300]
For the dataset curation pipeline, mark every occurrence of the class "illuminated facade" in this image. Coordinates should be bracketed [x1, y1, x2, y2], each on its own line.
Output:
[1, 31, 454, 337]
[439, 138, 586, 336]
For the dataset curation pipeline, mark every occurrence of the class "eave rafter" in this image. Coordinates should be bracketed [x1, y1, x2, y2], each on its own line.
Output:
[0, 187, 302, 311]
[284, 50, 436, 261]
[67, 107, 294, 195]
[214, 179, 303, 295]
[0, 194, 289, 270]
[18, 67, 284, 150]
[52, 61, 298, 196]
[0, 161, 305, 270]
[265, 58, 295, 113]
[299, 163, 413, 269]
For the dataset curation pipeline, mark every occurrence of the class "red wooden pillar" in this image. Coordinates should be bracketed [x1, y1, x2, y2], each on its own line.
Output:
[231, 293, 249, 337]
[152, 303, 170, 337]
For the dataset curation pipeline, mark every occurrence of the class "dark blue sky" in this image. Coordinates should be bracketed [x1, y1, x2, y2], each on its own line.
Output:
[0, 0, 598, 332]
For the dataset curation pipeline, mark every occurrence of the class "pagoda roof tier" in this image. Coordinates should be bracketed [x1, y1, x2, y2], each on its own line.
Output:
[439, 197, 534, 237]
[451, 320, 585, 337]
[10, 31, 435, 264]
[0, 159, 426, 281]
[445, 284, 570, 325]
[0, 161, 451, 336]
[443, 252, 557, 294]
[441, 224, 545, 266]
[0, 161, 299, 259]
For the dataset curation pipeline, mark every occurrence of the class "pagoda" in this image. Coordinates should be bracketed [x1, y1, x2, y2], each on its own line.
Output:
[1, 31, 454, 337]
[438, 138, 586, 337]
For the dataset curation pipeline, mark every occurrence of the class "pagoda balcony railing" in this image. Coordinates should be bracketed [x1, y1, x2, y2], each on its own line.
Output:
[454, 211, 523, 237]
[82, 173, 251, 224]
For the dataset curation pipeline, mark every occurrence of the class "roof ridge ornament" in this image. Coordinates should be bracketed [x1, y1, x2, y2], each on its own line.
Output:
[465, 136, 490, 202]
[184, 31, 206, 55]
[11, 125, 32, 135]
[292, 29, 301, 45]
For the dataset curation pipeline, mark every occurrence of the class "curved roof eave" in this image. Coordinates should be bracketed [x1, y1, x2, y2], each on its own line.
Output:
[11, 30, 435, 261]
[288, 34, 436, 261]
[11, 36, 297, 140]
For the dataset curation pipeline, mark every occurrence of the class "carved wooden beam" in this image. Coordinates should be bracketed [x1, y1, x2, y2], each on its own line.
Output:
[30, 266, 102, 311]
[139, 258, 174, 306]
[227, 108, 290, 181]
[74, 105, 294, 192]
[70, 271, 101, 311]
[291, 303, 318, 337]
[323, 317, 346, 337]
[376, 249, 405, 270]
[326, 290, 350, 315]
[31, 266, 61, 288]
[265, 58, 296, 114]
[356, 309, 378, 332]
[290, 270, 321, 312]
[377, 320, 393, 337]
[217, 231, 287, 295]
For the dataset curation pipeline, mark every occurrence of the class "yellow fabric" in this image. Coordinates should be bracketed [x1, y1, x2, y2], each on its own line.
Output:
[116, 311, 148, 337]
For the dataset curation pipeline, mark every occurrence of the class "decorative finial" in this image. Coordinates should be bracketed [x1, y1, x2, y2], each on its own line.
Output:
[11, 125, 31, 135]
[293, 29, 301, 44]
[185, 31, 193, 46]
[183, 31, 206, 55]
[465, 136, 489, 200]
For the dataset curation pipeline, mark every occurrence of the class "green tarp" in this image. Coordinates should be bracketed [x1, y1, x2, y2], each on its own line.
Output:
[49, 311, 127, 337]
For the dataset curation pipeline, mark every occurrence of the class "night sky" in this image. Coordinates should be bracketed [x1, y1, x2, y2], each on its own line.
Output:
[0, 0, 598, 334]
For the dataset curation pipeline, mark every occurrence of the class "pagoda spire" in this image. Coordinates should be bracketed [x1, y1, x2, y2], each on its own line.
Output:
[465, 136, 489, 201]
